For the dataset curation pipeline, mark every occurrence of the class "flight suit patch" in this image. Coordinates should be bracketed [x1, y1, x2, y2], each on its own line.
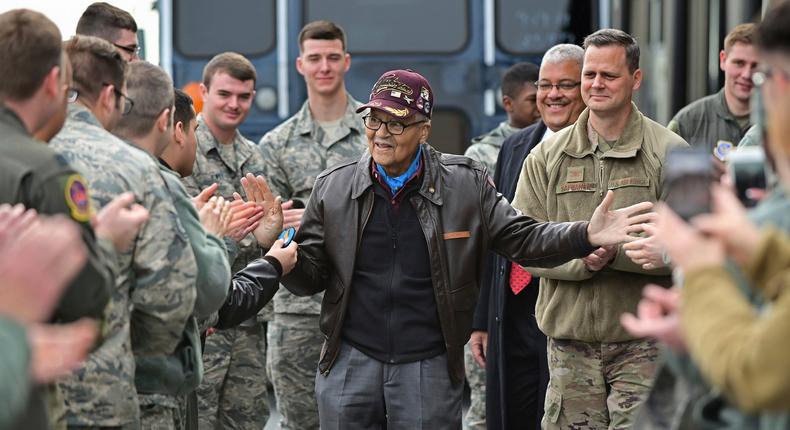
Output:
[64, 174, 91, 222]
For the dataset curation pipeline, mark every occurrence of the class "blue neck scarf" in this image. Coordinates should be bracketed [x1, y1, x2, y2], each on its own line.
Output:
[376, 145, 422, 196]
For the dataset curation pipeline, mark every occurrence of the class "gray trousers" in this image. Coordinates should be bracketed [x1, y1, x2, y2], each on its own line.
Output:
[315, 341, 463, 430]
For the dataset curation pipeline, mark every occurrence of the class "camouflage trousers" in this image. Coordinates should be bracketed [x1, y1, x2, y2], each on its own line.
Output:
[196, 323, 269, 430]
[464, 343, 487, 430]
[139, 394, 181, 430]
[267, 314, 323, 430]
[542, 338, 659, 430]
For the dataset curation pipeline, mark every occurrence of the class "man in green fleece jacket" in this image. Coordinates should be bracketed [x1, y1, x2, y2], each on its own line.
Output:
[512, 28, 687, 429]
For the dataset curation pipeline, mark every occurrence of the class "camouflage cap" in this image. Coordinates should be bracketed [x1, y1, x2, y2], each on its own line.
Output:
[356, 69, 433, 119]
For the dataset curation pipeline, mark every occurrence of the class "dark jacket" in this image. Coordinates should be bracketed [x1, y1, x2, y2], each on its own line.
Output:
[281, 143, 595, 383]
[472, 121, 549, 429]
[215, 256, 282, 329]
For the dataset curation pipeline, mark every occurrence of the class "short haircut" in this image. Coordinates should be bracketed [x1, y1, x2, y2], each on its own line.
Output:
[115, 61, 174, 138]
[502, 62, 539, 98]
[202, 52, 257, 88]
[64, 35, 127, 105]
[583, 28, 640, 72]
[174, 87, 195, 127]
[76, 2, 137, 42]
[298, 20, 347, 52]
[542, 43, 585, 69]
[0, 9, 62, 101]
[756, 1, 790, 56]
[724, 23, 756, 53]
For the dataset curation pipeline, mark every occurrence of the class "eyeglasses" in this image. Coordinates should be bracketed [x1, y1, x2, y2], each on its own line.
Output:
[363, 115, 427, 135]
[534, 80, 581, 92]
[113, 43, 140, 57]
[66, 87, 79, 103]
[752, 66, 790, 87]
[102, 82, 134, 115]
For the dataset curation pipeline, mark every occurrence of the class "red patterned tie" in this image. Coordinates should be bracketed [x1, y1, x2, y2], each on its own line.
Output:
[509, 262, 532, 295]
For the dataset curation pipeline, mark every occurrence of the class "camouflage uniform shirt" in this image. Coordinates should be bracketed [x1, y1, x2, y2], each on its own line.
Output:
[258, 95, 367, 318]
[50, 104, 197, 426]
[464, 121, 518, 176]
[182, 115, 269, 323]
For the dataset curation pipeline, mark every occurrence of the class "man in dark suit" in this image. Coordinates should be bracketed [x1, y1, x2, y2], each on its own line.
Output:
[470, 43, 587, 430]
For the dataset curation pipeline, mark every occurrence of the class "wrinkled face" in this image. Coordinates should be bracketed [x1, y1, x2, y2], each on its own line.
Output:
[506, 83, 540, 129]
[297, 38, 350, 96]
[537, 60, 586, 132]
[365, 110, 430, 176]
[201, 72, 255, 132]
[721, 42, 758, 105]
[113, 29, 139, 61]
[581, 45, 641, 116]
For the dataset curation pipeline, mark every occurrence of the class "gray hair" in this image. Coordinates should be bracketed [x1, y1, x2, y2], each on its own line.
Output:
[114, 61, 173, 138]
[541, 44, 584, 69]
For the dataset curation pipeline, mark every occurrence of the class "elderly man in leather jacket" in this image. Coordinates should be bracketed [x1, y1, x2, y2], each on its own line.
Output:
[254, 69, 654, 430]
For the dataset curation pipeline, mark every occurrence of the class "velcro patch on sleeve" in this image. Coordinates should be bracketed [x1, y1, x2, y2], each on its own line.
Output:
[64, 174, 92, 222]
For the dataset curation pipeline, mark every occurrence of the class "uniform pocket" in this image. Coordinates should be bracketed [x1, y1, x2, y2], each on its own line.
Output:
[544, 387, 562, 424]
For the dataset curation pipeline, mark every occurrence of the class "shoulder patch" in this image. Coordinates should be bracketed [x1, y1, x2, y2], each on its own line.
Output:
[64, 174, 92, 222]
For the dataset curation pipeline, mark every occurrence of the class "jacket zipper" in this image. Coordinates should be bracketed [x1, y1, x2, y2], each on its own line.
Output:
[323, 193, 374, 375]
[599, 158, 605, 197]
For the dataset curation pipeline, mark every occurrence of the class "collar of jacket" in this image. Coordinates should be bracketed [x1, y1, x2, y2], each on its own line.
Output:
[351, 143, 443, 206]
[563, 102, 644, 159]
[67, 103, 104, 129]
[292, 93, 365, 138]
[0, 105, 29, 136]
[196, 114, 255, 166]
[713, 88, 739, 122]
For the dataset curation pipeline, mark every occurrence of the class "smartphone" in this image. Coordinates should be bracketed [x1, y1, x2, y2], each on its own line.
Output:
[278, 227, 296, 247]
[662, 147, 714, 221]
[727, 147, 766, 208]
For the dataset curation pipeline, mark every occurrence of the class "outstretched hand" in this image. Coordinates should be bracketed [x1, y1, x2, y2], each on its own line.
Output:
[240, 173, 283, 248]
[621, 285, 685, 352]
[0, 207, 87, 323]
[587, 191, 655, 247]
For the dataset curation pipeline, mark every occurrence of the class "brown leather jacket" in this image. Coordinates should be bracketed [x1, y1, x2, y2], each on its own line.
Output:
[282, 144, 595, 383]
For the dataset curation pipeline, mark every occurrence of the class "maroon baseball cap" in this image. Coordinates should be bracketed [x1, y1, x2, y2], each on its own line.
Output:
[356, 69, 433, 119]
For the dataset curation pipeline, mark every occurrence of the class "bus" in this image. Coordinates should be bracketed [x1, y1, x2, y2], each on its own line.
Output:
[160, 0, 765, 154]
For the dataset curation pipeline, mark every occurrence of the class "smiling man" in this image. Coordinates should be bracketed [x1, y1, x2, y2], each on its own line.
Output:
[668, 24, 757, 157]
[270, 68, 660, 430]
[181, 52, 273, 429]
[471, 43, 587, 430]
[512, 29, 687, 429]
[257, 20, 366, 430]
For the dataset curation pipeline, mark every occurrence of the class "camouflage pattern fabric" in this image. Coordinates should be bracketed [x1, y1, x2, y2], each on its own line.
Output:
[463, 121, 518, 176]
[257, 96, 366, 429]
[183, 114, 270, 429]
[463, 343, 486, 430]
[267, 317, 323, 430]
[139, 398, 181, 430]
[542, 337, 659, 430]
[51, 104, 197, 427]
[196, 325, 268, 430]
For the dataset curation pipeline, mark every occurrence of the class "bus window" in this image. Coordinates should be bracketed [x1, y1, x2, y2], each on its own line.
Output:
[304, 0, 468, 54]
[174, 0, 276, 57]
[429, 109, 471, 155]
[496, 0, 597, 55]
